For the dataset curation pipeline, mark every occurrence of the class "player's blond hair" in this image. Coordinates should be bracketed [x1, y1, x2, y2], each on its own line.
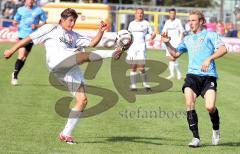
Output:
[189, 10, 206, 25]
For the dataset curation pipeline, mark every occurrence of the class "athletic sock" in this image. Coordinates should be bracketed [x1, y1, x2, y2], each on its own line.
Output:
[140, 72, 149, 87]
[62, 108, 82, 136]
[187, 110, 200, 139]
[169, 61, 175, 77]
[209, 108, 220, 130]
[130, 71, 138, 88]
[174, 60, 182, 78]
[13, 59, 25, 79]
[89, 50, 115, 61]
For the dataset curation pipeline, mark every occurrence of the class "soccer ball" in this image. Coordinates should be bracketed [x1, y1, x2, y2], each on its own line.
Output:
[116, 30, 133, 50]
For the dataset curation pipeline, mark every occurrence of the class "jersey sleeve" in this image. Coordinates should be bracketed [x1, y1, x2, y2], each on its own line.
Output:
[128, 22, 132, 32]
[13, 8, 21, 22]
[75, 33, 91, 48]
[39, 9, 47, 22]
[176, 41, 187, 53]
[147, 21, 154, 34]
[162, 21, 167, 33]
[177, 19, 184, 33]
[209, 32, 225, 50]
[29, 24, 56, 44]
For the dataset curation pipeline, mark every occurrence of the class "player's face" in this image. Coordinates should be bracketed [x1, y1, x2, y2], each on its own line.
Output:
[188, 14, 202, 33]
[61, 16, 77, 31]
[135, 9, 144, 21]
[169, 11, 176, 20]
[25, 0, 35, 8]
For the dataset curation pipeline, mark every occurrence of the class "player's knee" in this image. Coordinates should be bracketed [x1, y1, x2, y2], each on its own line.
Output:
[205, 105, 215, 113]
[76, 96, 88, 106]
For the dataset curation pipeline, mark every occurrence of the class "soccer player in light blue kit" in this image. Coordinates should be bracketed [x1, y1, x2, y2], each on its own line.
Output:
[161, 10, 227, 147]
[11, 0, 47, 85]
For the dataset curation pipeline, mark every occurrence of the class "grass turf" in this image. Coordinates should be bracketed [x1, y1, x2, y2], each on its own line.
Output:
[0, 43, 239, 153]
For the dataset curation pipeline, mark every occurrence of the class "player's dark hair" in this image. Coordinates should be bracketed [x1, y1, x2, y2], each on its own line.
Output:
[136, 8, 144, 12]
[61, 8, 78, 19]
[189, 10, 206, 25]
[59, 8, 79, 23]
[168, 8, 176, 12]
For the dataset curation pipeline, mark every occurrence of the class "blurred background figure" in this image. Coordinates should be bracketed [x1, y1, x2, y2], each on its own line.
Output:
[2, 0, 16, 19]
[205, 17, 217, 32]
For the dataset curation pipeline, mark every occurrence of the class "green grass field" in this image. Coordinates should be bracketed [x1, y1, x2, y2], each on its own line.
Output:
[0, 43, 239, 154]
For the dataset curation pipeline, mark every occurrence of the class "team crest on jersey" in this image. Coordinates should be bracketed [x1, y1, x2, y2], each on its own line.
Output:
[199, 38, 204, 43]
[59, 36, 73, 47]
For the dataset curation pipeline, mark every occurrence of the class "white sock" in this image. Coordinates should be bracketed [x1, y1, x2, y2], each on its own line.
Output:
[169, 61, 175, 77]
[140, 72, 149, 87]
[174, 60, 182, 78]
[62, 108, 82, 136]
[130, 71, 138, 88]
[89, 50, 115, 61]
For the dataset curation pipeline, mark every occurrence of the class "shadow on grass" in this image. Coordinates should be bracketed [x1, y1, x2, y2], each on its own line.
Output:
[78, 136, 186, 146]
[201, 142, 240, 147]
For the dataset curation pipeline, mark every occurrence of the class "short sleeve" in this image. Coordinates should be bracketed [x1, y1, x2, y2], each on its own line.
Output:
[13, 8, 21, 22]
[75, 33, 91, 48]
[176, 41, 187, 53]
[128, 22, 132, 32]
[29, 24, 56, 44]
[177, 19, 184, 33]
[208, 32, 225, 49]
[40, 9, 47, 22]
[147, 21, 153, 34]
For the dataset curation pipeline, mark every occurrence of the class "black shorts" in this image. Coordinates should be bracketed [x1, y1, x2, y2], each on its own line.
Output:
[182, 74, 217, 97]
[19, 38, 33, 52]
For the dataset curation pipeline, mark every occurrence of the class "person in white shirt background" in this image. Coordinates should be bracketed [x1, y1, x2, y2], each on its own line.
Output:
[162, 8, 184, 80]
[127, 8, 156, 91]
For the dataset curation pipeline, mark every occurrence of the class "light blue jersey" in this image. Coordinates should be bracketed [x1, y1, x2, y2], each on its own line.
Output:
[14, 5, 47, 38]
[177, 29, 224, 78]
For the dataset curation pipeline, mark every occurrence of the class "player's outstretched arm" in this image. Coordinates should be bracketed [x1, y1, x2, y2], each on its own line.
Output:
[4, 36, 32, 59]
[161, 32, 182, 58]
[89, 21, 108, 47]
[201, 45, 227, 72]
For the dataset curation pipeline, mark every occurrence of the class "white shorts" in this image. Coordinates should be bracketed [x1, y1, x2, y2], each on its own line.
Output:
[49, 51, 86, 96]
[165, 40, 181, 57]
[126, 44, 146, 65]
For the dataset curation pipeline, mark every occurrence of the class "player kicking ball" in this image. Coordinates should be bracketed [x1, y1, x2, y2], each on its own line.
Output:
[4, 8, 129, 144]
[161, 10, 227, 147]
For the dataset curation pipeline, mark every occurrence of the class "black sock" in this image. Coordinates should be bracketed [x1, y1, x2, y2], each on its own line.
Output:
[13, 59, 25, 79]
[209, 108, 220, 130]
[187, 110, 200, 139]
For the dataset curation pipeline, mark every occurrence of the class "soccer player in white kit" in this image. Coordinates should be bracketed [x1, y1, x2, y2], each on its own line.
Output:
[162, 8, 184, 80]
[4, 8, 124, 144]
[127, 8, 156, 91]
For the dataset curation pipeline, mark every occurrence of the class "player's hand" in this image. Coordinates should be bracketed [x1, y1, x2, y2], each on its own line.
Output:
[4, 49, 13, 59]
[201, 58, 211, 72]
[99, 21, 108, 32]
[148, 39, 154, 46]
[161, 32, 171, 43]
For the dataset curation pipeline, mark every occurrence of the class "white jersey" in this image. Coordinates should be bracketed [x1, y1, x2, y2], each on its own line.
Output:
[127, 20, 153, 63]
[30, 24, 91, 95]
[162, 18, 184, 47]
[29, 24, 91, 70]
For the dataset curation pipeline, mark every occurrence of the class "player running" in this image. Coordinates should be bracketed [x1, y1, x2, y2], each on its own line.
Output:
[11, 0, 47, 85]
